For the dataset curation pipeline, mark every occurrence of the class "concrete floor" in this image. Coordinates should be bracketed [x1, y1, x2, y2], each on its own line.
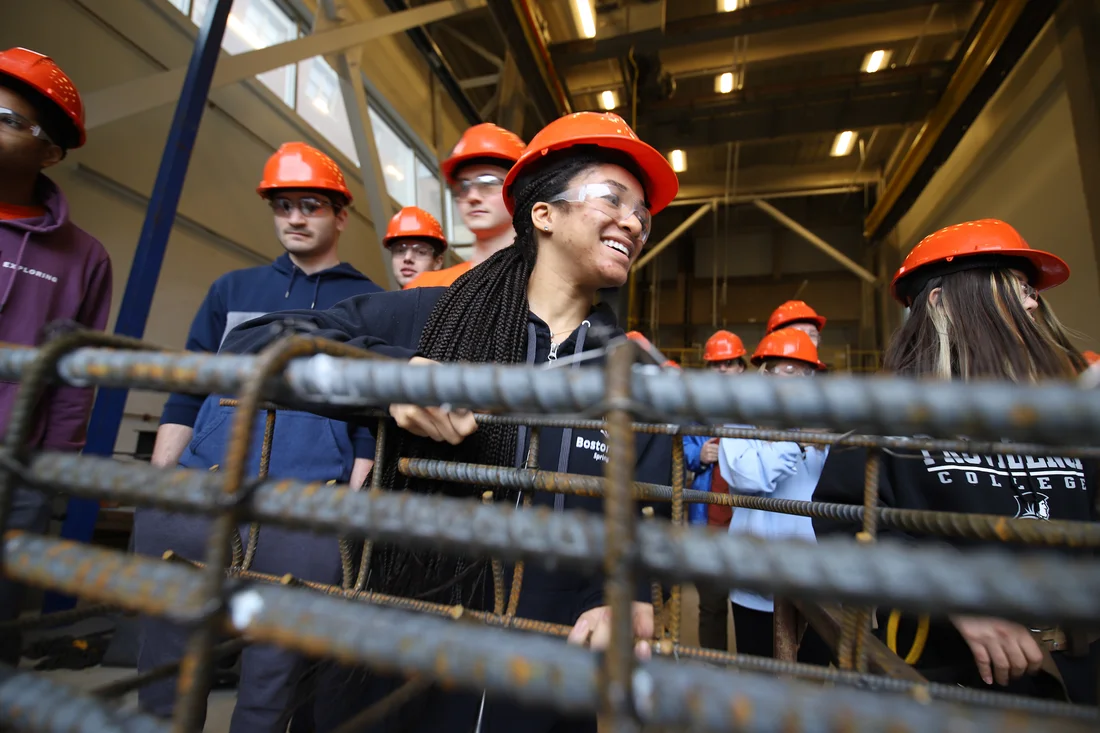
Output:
[25, 585, 725, 732]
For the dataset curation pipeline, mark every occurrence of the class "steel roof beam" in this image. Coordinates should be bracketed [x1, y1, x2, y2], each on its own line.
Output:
[550, 0, 971, 69]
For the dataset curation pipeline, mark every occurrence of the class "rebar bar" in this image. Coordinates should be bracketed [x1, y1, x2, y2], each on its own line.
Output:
[3, 534, 1092, 733]
[6, 346, 1100, 444]
[396, 456, 1100, 547]
[0, 663, 170, 733]
[667, 439, 685, 646]
[19, 453, 1100, 623]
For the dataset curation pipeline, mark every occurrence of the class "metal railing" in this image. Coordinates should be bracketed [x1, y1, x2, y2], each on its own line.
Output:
[0, 332, 1097, 733]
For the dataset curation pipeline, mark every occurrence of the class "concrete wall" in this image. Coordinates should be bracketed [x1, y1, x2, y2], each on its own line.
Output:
[1, 0, 469, 451]
[896, 19, 1100, 350]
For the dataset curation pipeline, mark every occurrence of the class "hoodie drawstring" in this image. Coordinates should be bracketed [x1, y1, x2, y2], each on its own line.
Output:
[284, 266, 298, 300]
[0, 231, 31, 315]
[553, 320, 590, 513]
[310, 275, 322, 309]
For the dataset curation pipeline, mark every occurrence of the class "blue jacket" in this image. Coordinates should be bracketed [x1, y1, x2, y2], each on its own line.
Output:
[683, 434, 714, 525]
[161, 253, 383, 483]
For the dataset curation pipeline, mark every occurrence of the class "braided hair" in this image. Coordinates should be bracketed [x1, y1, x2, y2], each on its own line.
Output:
[370, 149, 639, 607]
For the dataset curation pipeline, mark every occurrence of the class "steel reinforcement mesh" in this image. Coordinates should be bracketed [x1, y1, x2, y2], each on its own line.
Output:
[0, 332, 1097, 733]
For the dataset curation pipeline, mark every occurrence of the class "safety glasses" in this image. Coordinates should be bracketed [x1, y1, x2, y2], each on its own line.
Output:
[268, 196, 334, 218]
[764, 362, 818, 377]
[548, 183, 651, 245]
[0, 107, 53, 144]
[389, 241, 438, 259]
[450, 174, 504, 201]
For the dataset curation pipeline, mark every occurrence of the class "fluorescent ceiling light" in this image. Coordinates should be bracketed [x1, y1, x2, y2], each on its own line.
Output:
[669, 149, 687, 173]
[718, 0, 743, 11]
[599, 90, 618, 110]
[383, 163, 406, 182]
[311, 96, 330, 115]
[574, 0, 596, 39]
[862, 49, 892, 73]
[831, 131, 857, 157]
[715, 72, 735, 94]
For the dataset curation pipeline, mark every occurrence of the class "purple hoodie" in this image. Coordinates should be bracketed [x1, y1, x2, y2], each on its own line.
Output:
[0, 175, 112, 452]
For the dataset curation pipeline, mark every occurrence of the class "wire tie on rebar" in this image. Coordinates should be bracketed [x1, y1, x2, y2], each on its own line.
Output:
[214, 477, 267, 511]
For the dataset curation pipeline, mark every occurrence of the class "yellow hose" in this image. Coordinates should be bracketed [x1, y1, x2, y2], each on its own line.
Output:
[886, 610, 930, 665]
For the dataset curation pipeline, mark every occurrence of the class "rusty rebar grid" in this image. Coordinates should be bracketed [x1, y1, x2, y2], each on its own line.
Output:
[839, 448, 883, 672]
[17, 452, 1100, 623]
[4, 533, 1094, 733]
[6, 346, 1100, 444]
[667, 439, 685, 645]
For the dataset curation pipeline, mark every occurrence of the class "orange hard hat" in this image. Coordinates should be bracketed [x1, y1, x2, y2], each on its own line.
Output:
[1084, 350, 1100, 366]
[892, 219, 1070, 306]
[441, 123, 526, 183]
[503, 112, 679, 215]
[751, 329, 826, 370]
[766, 301, 826, 334]
[663, 359, 681, 369]
[0, 47, 85, 148]
[257, 142, 353, 203]
[703, 330, 746, 362]
[625, 330, 650, 346]
[383, 207, 447, 251]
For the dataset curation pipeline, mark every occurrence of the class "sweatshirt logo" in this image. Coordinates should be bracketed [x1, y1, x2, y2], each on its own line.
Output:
[1014, 491, 1051, 520]
[576, 434, 609, 463]
[3, 261, 58, 283]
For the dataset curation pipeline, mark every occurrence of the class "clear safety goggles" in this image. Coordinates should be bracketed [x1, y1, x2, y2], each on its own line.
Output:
[389, 241, 438, 258]
[268, 196, 334, 218]
[763, 361, 818, 377]
[450, 173, 504, 201]
[0, 107, 53, 144]
[548, 183, 651, 245]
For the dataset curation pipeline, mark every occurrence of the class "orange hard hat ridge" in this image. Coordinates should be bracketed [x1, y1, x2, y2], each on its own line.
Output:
[503, 112, 679, 216]
[766, 301, 826, 334]
[0, 47, 85, 148]
[751, 329, 826, 371]
[257, 142, 353, 203]
[441, 123, 526, 183]
[1084, 350, 1100, 366]
[384, 207, 447, 250]
[703, 330, 746, 362]
[891, 219, 1070, 306]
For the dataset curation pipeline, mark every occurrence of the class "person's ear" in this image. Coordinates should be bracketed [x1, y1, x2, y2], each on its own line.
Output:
[38, 143, 64, 170]
[531, 202, 555, 234]
[334, 206, 349, 232]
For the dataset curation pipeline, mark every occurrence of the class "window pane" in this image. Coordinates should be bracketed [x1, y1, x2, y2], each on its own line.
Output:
[447, 188, 475, 245]
[415, 159, 443, 223]
[191, 0, 296, 106]
[296, 57, 359, 165]
[369, 108, 414, 206]
[166, 0, 191, 13]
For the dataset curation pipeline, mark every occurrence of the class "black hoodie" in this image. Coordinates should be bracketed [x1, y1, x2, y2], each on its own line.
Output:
[222, 286, 673, 621]
[812, 443, 1097, 690]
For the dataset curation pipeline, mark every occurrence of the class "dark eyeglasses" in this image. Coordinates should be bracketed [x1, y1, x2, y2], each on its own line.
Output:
[268, 196, 334, 218]
[0, 107, 53, 144]
[451, 174, 504, 200]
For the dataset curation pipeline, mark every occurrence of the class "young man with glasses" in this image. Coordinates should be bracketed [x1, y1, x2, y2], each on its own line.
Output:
[404, 122, 525, 288]
[384, 206, 447, 288]
[138, 142, 382, 732]
[0, 47, 112, 663]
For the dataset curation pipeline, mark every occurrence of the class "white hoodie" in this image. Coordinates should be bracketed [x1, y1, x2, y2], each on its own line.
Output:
[718, 427, 827, 612]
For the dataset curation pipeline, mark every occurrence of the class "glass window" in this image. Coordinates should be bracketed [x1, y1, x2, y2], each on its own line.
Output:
[446, 189, 475, 245]
[296, 57, 359, 165]
[369, 108, 415, 206]
[190, 0, 296, 106]
[415, 159, 443, 223]
[167, 0, 191, 13]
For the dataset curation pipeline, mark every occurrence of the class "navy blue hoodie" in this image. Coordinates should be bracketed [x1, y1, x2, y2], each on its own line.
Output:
[161, 253, 383, 482]
[222, 286, 673, 618]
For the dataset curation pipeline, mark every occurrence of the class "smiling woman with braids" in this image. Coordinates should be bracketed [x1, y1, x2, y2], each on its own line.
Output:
[224, 112, 678, 732]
